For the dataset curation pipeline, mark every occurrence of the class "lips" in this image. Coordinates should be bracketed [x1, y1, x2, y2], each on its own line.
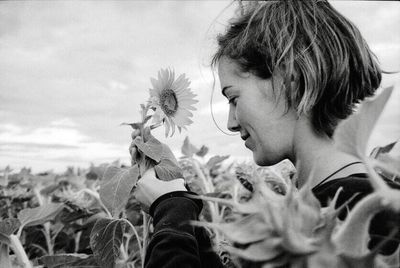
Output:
[241, 133, 250, 141]
[240, 131, 252, 149]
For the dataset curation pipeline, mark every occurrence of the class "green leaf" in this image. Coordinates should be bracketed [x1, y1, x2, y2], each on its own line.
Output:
[143, 115, 152, 124]
[202, 214, 272, 244]
[334, 87, 393, 158]
[0, 218, 20, 236]
[155, 158, 184, 181]
[120, 122, 143, 130]
[90, 218, 127, 268]
[206, 155, 230, 170]
[333, 191, 400, 256]
[100, 165, 140, 218]
[370, 140, 398, 159]
[134, 133, 163, 163]
[224, 237, 283, 262]
[18, 202, 64, 228]
[40, 183, 61, 196]
[0, 233, 10, 245]
[39, 254, 100, 268]
[153, 141, 183, 181]
[181, 136, 198, 157]
[373, 154, 400, 178]
[0, 218, 19, 245]
[195, 145, 209, 157]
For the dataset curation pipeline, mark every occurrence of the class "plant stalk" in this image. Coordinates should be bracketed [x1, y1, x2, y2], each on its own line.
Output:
[122, 218, 143, 256]
[9, 234, 32, 268]
[141, 212, 149, 268]
[192, 159, 219, 221]
[43, 222, 53, 255]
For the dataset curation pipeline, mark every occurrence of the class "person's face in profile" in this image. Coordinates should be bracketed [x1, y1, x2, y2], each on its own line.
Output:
[218, 57, 298, 166]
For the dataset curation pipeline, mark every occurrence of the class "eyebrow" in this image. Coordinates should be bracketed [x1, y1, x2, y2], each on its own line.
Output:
[221, 86, 232, 98]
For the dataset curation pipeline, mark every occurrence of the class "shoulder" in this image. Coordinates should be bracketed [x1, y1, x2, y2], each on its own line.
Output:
[312, 173, 371, 210]
[312, 173, 400, 255]
[312, 173, 400, 208]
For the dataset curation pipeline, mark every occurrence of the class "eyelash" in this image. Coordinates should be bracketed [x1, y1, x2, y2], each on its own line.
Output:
[228, 97, 237, 105]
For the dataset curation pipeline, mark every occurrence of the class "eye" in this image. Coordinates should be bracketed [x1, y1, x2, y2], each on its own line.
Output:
[228, 97, 238, 106]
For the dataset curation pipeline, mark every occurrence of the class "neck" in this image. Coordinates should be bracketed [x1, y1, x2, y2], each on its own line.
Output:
[291, 117, 366, 189]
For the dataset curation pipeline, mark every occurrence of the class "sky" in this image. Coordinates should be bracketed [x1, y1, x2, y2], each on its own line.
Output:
[1, 1, 399, 173]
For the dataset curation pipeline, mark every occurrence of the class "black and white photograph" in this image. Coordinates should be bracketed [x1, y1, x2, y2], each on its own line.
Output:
[0, 1, 399, 267]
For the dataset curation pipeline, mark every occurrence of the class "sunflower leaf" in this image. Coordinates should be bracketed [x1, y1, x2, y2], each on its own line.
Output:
[155, 158, 184, 181]
[0, 233, 10, 245]
[334, 87, 393, 158]
[90, 218, 126, 268]
[224, 237, 283, 262]
[134, 132, 163, 163]
[181, 136, 199, 157]
[196, 145, 209, 157]
[203, 214, 272, 244]
[38, 254, 100, 268]
[333, 190, 400, 256]
[0, 219, 20, 245]
[152, 142, 182, 181]
[0, 218, 20, 236]
[18, 202, 64, 228]
[370, 140, 398, 159]
[120, 122, 143, 130]
[206, 155, 230, 170]
[100, 165, 140, 218]
[373, 155, 400, 179]
[143, 115, 152, 124]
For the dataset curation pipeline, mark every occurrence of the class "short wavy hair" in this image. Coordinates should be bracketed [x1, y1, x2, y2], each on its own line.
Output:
[212, 0, 382, 137]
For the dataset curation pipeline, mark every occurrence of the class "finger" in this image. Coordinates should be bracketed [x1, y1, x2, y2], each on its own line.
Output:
[175, 178, 185, 185]
[143, 127, 151, 141]
[129, 140, 136, 148]
[134, 136, 143, 144]
[129, 142, 137, 156]
[129, 147, 136, 157]
[129, 147, 138, 159]
[131, 129, 141, 140]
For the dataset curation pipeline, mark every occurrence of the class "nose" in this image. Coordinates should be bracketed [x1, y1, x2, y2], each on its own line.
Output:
[227, 106, 240, 132]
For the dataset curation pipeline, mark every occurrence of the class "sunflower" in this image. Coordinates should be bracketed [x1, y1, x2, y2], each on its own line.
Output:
[149, 68, 198, 137]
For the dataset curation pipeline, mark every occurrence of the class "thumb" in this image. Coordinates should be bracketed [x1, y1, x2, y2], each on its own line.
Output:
[175, 178, 185, 185]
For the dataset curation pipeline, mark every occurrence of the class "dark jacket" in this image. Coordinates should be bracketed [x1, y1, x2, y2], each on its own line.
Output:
[146, 191, 224, 268]
[145, 174, 400, 267]
[312, 173, 400, 255]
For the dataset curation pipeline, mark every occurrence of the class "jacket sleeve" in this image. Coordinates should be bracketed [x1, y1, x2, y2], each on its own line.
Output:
[145, 191, 223, 268]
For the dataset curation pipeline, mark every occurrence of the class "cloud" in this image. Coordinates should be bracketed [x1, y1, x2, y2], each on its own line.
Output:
[0, 142, 79, 151]
[0, 122, 128, 172]
[50, 118, 78, 128]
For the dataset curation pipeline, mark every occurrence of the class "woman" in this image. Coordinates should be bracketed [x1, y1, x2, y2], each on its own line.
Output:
[131, 1, 399, 267]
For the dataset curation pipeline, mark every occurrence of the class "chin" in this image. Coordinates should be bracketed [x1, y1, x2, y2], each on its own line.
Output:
[253, 156, 279, 166]
[253, 153, 280, 167]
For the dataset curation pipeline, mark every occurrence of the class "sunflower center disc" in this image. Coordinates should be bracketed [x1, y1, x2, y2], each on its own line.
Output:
[160, 89, 178, 116]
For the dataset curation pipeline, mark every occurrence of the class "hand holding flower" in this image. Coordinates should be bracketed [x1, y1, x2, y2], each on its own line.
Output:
[133, 168, 187, 213]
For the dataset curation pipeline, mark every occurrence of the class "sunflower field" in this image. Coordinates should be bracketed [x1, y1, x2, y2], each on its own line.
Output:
[1, 73, 399, 268]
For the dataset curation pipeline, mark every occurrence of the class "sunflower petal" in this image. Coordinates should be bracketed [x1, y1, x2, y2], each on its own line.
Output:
[170, 119, 176, 137]
[164, 117, 170, 137]
[150, 78, 161, 92]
